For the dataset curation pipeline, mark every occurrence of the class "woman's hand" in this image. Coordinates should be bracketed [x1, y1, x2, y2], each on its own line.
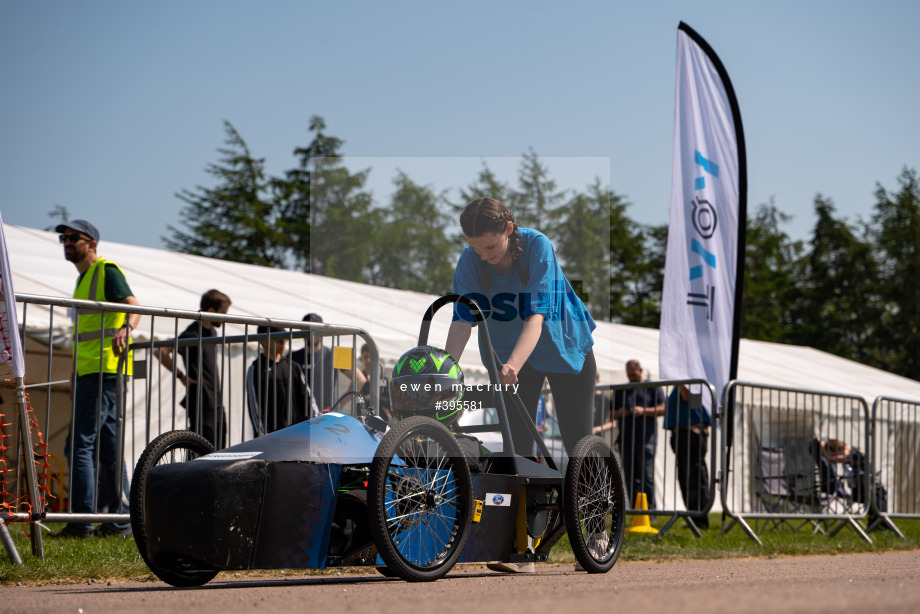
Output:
[499, 363, 518, 385]
[501, 314, 543, 386]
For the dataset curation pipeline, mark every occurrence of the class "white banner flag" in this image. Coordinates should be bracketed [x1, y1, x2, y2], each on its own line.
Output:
[659, 22, 746, 408]
[0, 209, 25, 379]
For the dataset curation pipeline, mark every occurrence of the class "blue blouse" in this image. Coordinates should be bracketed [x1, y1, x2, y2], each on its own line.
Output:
[452, 227, 595, 374]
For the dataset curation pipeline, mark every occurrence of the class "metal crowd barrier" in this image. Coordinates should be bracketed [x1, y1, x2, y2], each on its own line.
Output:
[7, 293, 380, 535]
[586, 378, 719, 537]
[720, 381, 871, 545]
[8, 293, 920, 558]
[869, 396, 920, 537]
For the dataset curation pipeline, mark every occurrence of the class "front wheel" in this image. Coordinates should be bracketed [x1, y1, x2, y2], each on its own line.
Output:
[368, 416, 473, 582]
[130, 430, 218, 587]
[564, 435, 626, 573]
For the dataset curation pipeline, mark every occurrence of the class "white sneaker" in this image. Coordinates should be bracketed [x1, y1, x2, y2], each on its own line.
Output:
[487, 562, 536, 573]
[587, 531, 609, 559]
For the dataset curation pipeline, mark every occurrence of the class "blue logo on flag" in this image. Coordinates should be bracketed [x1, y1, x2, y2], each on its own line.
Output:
[687, 150, 719, 320]
[492, 494, 504, 505]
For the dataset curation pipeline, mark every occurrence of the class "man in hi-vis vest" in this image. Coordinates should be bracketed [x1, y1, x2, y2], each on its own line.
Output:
[51, 219, 140, 539]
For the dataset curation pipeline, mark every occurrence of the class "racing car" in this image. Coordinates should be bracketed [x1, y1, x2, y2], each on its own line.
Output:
[130, 294, 626, 585]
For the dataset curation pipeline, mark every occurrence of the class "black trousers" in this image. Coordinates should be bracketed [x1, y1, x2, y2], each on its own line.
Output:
[501, 350, 596, 457]
[620, 421, 657, 509]
[669, 427, 710, 529]
[185, 391, 227, 450]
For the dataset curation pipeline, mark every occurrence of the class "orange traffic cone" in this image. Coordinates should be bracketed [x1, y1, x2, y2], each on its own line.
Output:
[625, 492, 658, 535]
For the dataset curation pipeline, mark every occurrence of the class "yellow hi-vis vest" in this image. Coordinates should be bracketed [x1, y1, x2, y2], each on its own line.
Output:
[72, 257, 133, 377]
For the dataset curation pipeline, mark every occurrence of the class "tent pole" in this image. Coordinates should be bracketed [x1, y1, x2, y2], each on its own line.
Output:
[15, 376, 44, 558]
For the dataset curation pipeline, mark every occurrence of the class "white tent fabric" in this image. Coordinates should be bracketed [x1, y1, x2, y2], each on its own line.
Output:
[9, 223, 920, 402]
[8, 224, 920, 516]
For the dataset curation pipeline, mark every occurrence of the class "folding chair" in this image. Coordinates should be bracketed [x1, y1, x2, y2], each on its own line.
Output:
[750, 411, 832, 535]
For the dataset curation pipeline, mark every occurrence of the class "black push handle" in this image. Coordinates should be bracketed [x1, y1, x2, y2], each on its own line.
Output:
[417, 293, 558, 471]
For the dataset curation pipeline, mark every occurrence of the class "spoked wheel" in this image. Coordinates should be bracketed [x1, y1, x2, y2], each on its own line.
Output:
[564, 435, 626, 573]
[130, 430, 218, 587]
[368, 416, 473, 582]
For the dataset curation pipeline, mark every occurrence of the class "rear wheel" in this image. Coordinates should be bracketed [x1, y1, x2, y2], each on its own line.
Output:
[368, 416, 473, 582]
[564, 435, 626, 573]
[130, 430, 218, 587]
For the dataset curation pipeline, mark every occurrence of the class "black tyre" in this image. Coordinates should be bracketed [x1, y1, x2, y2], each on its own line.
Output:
[375, 566, 397, 577]
[564, 435, 626, 573]
[130, 430, 218, 587]
[368, 416, 473, 582]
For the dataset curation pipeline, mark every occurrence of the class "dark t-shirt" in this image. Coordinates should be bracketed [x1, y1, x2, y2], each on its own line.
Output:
[292, 345, 335, 411]
[614, 386, 665, 440]
[247, 354, 309, 435]
[76, 263, 134, 302]
[177, 321, 221, 413]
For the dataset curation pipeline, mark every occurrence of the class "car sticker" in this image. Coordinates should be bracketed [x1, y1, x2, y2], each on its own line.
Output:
[194, 451, 263, 461]
[485, 493, 512, 506]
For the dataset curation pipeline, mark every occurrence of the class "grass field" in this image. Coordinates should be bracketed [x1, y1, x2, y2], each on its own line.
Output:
[3, 515, 919, 586]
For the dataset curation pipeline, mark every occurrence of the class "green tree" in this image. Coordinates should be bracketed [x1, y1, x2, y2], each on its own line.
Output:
[165, 120, 285, 267]
[553, 180, 611, 321]
[368, 171, 454, 294]
[603, 188, 664, 327]
[869, 168, 920, 378]
[307, 157, 374, 281]
[274, 116, 342, 272]
[512, 148, 566, 232]
[276, 116, 373, 275]
[617, 223, 668, 327]
[792, 195, 880, 364]
[741, 200, 804, 343]
[45, 205, 70, 231]
[456, 162, 514, 206]
[446, 163, 516, 253]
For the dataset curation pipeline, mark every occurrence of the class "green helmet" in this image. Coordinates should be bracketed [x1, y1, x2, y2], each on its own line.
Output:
[389, 345, 465, 425]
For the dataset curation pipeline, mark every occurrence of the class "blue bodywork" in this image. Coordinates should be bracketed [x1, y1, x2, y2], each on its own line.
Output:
[204, 412, 383, 464]
[145, 412, 519, 571]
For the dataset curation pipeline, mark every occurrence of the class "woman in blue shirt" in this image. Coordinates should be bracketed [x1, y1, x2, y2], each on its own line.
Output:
[445, 197, 597, 457]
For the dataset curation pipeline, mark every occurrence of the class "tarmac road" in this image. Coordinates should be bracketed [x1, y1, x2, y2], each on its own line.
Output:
[3, 550, 920, 614]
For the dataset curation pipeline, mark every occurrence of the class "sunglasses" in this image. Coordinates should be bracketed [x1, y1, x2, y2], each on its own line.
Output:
[59, 233, 89, 244]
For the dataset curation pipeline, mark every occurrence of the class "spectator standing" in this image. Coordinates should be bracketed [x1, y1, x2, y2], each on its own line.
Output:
[291, 313, 366, 412]
[612, 360, 664, 510]
[156, 289, 231, 449]
[52, 220, 139, 539]
[665, 384, 711, 529]
[358, 342, 392, 422]
[291, 313, 335, 412]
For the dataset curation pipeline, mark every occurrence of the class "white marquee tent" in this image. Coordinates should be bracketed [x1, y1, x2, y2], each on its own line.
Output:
[6, 224, 920, 515]
[9, 224, 920, 400]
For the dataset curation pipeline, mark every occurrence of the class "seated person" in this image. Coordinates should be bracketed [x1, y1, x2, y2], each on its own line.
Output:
[247, 326, 318, 436]
[811, 437, 851, 499]
[811, 437, 888, 517]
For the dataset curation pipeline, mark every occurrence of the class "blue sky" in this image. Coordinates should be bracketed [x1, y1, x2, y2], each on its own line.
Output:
[2, 1, 918, 249]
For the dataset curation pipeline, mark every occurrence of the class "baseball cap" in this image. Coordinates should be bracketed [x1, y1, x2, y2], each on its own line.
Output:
[257, 325, 286, 335]
[302, 313, 323, 323]
[55, 219, 100, 242]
